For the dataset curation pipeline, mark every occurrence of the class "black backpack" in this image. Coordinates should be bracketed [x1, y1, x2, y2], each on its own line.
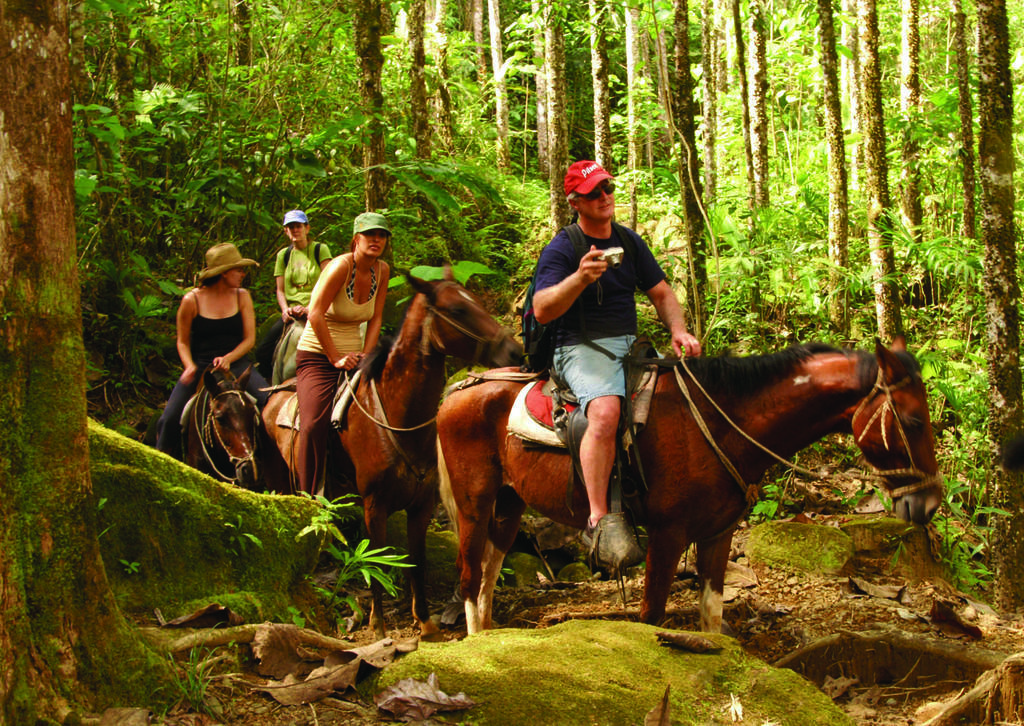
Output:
[282, 242, 327, 270]
[520, 222, 637, 373]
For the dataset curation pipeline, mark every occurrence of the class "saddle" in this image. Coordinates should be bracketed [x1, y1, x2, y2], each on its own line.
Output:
[272, 370, 363, 432]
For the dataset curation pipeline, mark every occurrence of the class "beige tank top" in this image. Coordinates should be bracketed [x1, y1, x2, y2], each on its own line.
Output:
[297, 256, 380, 356]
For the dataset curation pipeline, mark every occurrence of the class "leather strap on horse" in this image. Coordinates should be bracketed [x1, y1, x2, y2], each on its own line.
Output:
[195, 388, 258, 483]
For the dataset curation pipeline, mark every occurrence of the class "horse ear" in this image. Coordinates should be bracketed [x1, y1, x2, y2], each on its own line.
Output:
[202, 366, 221, 394]
[875, 338, 908, 382]
[443, 263, 455, 282]
[405, 271, 433, 297]
[237, 365, 252, 390]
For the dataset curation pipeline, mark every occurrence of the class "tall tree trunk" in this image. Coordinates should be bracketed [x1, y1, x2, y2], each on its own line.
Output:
[674, 0, 707, 338]
[0, 0, 164, 718]
[899, 0, 922, 242]
[841, 0, 861, 190]
[625, 0, 641, 230]
[354, 0, 388, 210]
[590, 0, 613, 166]
[432, 0, 456, 153]
[977, 0, 1024, 610]
[472, 0, 488, 84]
[533, 0, 550, 178]
[701, 0, 719, 203]
[749, 0, 769, 208]
[410, 0, 432, 159]
[545, 1, 569, 229]
[952, 0, 977, 240]
[732, 0, 754, 207]
[231, 0, 252, 67]
[859, 0, 903, 340]
[817, 0, 850, 336]
[488, 0, 510, 170]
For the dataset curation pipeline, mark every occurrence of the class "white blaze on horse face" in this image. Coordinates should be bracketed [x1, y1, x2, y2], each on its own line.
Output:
[700, 580, 724, 633]
[792, 375, 811, 386]
[459, 289, 474, 302]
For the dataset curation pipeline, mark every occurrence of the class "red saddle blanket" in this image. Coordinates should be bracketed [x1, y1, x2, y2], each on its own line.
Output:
[524, 377, 578, 429]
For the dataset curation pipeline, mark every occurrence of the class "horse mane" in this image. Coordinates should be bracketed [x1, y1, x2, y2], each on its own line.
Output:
[684, 342, 845, 395]
[360, 334, 395, 381]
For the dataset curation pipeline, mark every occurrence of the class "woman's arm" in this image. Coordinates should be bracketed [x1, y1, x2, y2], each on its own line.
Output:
[306, 255, 350, 367]
[275, 275, 292, 321]
[176, 291, 199, 383]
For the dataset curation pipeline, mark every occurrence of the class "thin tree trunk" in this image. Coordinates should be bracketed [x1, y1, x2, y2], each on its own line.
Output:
[410, 0, 431, 159]
[841, 0, 861, 191]
[473, 0, 488, 84]
[488, 0, 510, 170]
[701, 0, 718, 202]
[899, 0, 922, 243]
[231, 0, 252, 67]
[0, 0, 164, 717]
[533, 0, 550, 178]
[859, 0, 903, 340]
[354, 0, 388, 210]
[590, 0, 612, 166]
[977, 0, 1024, 611]
[817, 0, 850, 336]
[952, 0, 976, 239]
[432, 0, 456, 153]
[625, 0, 641, 230]
[732, 0, 754, 207]
[749, 0, 769, 208]
[674, 0, 707, 338]
[545, 1, 569, 229]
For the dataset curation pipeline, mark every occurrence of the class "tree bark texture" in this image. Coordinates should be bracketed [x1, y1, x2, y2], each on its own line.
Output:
[0, 0, 161, 719]
[732, 0, 754, 209]
[749, 0, 769, 208]
[354, 0, 388, 210]
[545, 1, 569, 229]
[533, 0, 549, 179]
[816, 0, 850, 336]
[673, 0, 707, 337]
[409, 0, 431, 159]
[952, 0, 976, 240]
[231, 0, 252, 67]
[472, 0, 488, 84]
[589, 0, 612, 166]
[899, 0, 922, 242]
[977, 0, 1024, 611]
[841, 0, 861, 190]
[487, 0, 510, 170]
[625, 1, 641, 229]
[432, 0, 456, 153]
[858, 0, 903, 341]
[701, 0, 718, 202]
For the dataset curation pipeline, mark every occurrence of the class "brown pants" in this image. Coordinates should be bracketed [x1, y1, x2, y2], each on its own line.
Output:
[295, 350, 343, 495]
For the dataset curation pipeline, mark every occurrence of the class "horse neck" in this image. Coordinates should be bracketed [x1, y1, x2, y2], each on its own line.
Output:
[377, 295, 447, 426]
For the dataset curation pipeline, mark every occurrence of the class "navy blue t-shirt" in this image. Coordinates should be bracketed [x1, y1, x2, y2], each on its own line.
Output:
[533, 225, 666, 347]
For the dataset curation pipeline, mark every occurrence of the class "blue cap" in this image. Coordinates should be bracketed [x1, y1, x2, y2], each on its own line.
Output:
[283, 210, 308, 226]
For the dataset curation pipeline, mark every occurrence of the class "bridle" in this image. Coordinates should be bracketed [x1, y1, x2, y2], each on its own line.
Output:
[419, 282, 512, 368]
[196, 388, 259, 483]
[850, 367, 942, 498]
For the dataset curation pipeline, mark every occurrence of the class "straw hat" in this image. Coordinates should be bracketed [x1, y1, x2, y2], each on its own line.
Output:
[198, 243, 259, 281]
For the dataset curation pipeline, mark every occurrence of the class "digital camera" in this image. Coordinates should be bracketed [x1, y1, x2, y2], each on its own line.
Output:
[600, 246, 625, 268]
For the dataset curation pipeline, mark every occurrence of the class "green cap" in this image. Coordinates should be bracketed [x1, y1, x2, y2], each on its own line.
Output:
[353, 212, 391, 235]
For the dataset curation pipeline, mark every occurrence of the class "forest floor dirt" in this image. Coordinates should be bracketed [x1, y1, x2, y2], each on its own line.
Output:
[140, 512, 1024, 726]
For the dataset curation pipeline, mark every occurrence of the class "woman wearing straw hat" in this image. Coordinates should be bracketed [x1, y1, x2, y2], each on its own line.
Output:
[156, 242, 270, 458]
[293, 212, 392, 495]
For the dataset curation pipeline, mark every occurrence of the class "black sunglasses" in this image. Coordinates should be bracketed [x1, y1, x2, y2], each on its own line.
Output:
[581, 182, 615, 200]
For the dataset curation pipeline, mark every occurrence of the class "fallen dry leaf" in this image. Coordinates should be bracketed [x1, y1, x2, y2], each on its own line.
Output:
[656, 631, 721, 653]
[374, 672, 476, 721]
[821, 675, 859, 700]
[162, 603, 244, 629]
[253, 659, 362, 705]
[929, 599, 983, 639]
[644, 685, 671, 725]
[849, 577, 905, 601]
[252, 623, 335, 679]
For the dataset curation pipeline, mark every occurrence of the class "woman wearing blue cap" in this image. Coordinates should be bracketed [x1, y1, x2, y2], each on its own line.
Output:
[254, 209, 333, 381]
[293, 212, 392, 495]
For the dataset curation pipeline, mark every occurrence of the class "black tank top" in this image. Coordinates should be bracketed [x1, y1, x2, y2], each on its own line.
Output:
[189, 292, 244, 365]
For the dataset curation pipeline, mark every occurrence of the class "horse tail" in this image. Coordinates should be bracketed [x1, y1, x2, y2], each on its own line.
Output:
[437, 436, 459, 537]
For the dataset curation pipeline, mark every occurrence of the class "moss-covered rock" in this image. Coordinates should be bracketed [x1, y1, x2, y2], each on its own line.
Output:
[747, 521, 853, 576]
[88, 419, 323, 622]
[371, 620, 852, 725]
[839, 516, 948, 581]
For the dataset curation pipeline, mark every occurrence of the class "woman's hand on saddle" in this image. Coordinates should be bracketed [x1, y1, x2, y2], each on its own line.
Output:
[334, 352, 363, 370]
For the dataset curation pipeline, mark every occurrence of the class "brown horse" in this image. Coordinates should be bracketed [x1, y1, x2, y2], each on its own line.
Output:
[184, 365, 262, 490]
[262, 270, 522, 637]
[437, 339, 944, 634]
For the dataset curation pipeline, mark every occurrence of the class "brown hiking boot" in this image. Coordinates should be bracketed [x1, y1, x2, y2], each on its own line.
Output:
[581, 512, 645, 573]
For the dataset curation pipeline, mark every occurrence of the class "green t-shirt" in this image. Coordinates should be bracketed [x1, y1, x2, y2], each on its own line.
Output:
[273, 243, 332, 307]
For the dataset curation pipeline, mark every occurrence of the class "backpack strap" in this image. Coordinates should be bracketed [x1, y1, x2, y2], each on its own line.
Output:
[282, 242, 325, 270]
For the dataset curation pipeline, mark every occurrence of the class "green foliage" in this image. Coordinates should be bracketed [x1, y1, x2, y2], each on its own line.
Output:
[169, 648, 217, 716]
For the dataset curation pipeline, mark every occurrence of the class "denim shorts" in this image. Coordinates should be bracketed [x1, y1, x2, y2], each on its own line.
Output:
[552, 334, 635, 410]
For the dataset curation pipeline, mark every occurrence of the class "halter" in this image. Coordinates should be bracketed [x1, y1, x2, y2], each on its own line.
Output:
[196, 388, 259, 483]
[850, 367, 942, 498]
[420, 282, 512, 367]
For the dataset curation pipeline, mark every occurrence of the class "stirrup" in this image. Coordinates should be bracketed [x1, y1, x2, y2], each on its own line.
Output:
[581, 512, 645, 574]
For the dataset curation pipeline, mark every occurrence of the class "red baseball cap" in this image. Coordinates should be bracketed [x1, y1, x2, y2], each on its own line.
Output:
[564, 160, 614, 196]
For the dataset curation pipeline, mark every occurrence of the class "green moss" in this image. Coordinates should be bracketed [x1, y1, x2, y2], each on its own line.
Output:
[372, 620, 852, 725]
[88, 419, 323, 622]
[747, 521, 854, 576]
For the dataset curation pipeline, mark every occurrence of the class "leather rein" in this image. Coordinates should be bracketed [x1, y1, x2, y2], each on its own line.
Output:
[196, 388, 259, 483]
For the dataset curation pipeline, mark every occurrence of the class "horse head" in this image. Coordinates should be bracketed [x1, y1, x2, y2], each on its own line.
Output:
[408, 266, 522, 368]
[200, 365, 260, 489]
[850, 338, 943, 524]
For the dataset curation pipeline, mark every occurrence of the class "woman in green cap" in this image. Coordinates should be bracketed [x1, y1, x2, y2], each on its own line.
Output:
[293, 212, 392, 494]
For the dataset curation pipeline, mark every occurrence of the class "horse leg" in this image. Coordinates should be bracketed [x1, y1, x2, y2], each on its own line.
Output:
[405, 496, 440, 640]
[639, 523, 691, 625]
[362, 496, 389, 639]
[475, 539, 506, 631]
[468, 488, 526, 632]
[695, 533, 733, 633]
